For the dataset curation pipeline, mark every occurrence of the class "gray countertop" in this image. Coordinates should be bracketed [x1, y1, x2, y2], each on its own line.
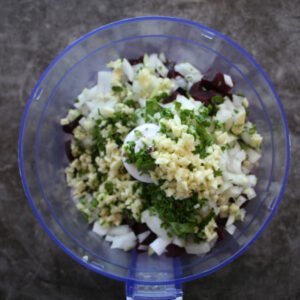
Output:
[1, 0, 299, 299]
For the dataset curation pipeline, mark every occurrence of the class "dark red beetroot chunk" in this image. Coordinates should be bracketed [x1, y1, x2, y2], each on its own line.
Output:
[164, 61, 183, 79]
[65, 140, 75, 161]
[189, 72, 234, 105]
[128, 56, 144, 65]
[189, 81, 217, 106]
[216, 227, 225, 241]
[166, 244, 186, 257]
[62, 115, 82, 134]
[132, 222, 149, 235]
[240, 194, 250, 208]
[162, 88, 188, 104]
[141, 232, 157, 246]
[211, 72, 232, 95]
[215, 216, 228, 241]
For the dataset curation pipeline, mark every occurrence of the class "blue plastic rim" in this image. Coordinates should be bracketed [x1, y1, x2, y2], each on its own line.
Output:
[18, 16, 291, 284]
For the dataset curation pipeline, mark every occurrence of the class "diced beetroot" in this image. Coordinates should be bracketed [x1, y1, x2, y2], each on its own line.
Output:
[215, 216, 227, 227]
[216, 227, 225, 241]
[165, 61, 183, 79]
[132, 222, 149, 235]
[123, 218, 136, 228]
[190, 82, 217, 105]
[62, 115, 81, 134]
[167, 69, 182, 79]
[141, 232, 157, 246]
[189, 72, 233, 104]
[166, 244, 186, 257]
[136, 244, 148, 253]
[240, 194, 249, 208]
[162, 88, 187, 104]
[211, 72, 232, 95]
[215, 216, 227, 241]
[65, 140, 74, 161]
[128, 56, 144, 65]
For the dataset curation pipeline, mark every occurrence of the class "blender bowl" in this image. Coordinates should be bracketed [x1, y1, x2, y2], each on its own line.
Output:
[18, 16, 290, 299]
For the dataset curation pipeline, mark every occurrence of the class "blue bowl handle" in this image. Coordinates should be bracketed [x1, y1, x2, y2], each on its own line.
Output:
[126, 280, 183, 299]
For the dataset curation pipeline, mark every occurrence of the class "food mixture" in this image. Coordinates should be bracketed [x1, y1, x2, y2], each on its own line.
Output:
[61, 53, 262, 256]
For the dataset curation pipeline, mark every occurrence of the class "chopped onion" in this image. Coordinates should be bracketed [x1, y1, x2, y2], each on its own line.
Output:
[247, 148, 261, 164]
[185, 242, 211, 255]
[225, 224, 237, 235]
[97, 71, 112, 95]
[110, 232, 136, 251]
[149, 237, 171, 256]
[172, 237, 185, 248]
[226, 215, 235, 227]
[122, 59, 135, 82]
[141, 210, 169, 239]
[236, 195, 248, 207]
[137, 230, 151, 243]
[243, 187, 256, 200]
[137, 244, 149, 251]
[107, 225, 131, 236]
[92, 221, 108, 236]
[174, 62, 203, 84]
[105, 235, 114, 242]
[223, 74, 234, 87]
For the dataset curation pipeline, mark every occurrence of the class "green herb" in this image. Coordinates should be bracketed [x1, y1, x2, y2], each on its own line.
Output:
[238, 139, 249, 150]
[248, 124, 257, 135]
[213, 169, 222, 177]
[174, 101, 182, 112]
[153, 92, 168, 102]
[188, 163, 194, 171]
[236, 92, 245, 97]
[91, 124, 106, 159]
[145, 99, 161, 120]
[211, 95, 224, 105]
[193, 124, 213, 158]
[124, 142, 156, 174]
[91, 198, 98, 207]
[112, 86, 123, 92]
[104, 181, 114, 194]
[180, 109, 195, 124]
[124, 99, 136, 108]
[161, 108, 174, 119]
[134, 130, 142, 138]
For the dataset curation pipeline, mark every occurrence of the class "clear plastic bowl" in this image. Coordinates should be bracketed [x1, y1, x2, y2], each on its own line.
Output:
[18, 16, 290, 299]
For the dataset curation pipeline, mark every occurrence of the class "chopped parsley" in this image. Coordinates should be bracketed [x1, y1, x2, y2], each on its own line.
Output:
[142, 184, 216, 240]
[112, 85, 123, 92]
[124, 141, 156, 174]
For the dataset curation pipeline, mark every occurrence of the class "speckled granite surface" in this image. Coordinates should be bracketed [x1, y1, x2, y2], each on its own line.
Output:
[0, 0, 299, 299]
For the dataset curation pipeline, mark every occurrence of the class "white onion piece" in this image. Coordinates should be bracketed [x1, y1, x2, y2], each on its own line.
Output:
[172, 237, 185, 247]
[123, 124, 159, 183]
[226, 215, 235, 227]
[149, 237, 171, 256]
[236, 195, 248, 207]
[243, 187, 256, 200]
[97, 71, 112, 95]
[137, 231, 151, 243]
[174, 62, 203, 84]
[122, 59, 134, 82]
[110, 232, 136, 251]
[92, 221, 108, 236]
[247, 148, 261, 164]
[223, 74, 234, 87]
[185, 242, 211, 255]
[105, 235, 114, 242]
[137, 244, 149, 251]
[226, 224, 237, 235]
[141, 210, 169, 239]
[107, 225, 131, 236]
